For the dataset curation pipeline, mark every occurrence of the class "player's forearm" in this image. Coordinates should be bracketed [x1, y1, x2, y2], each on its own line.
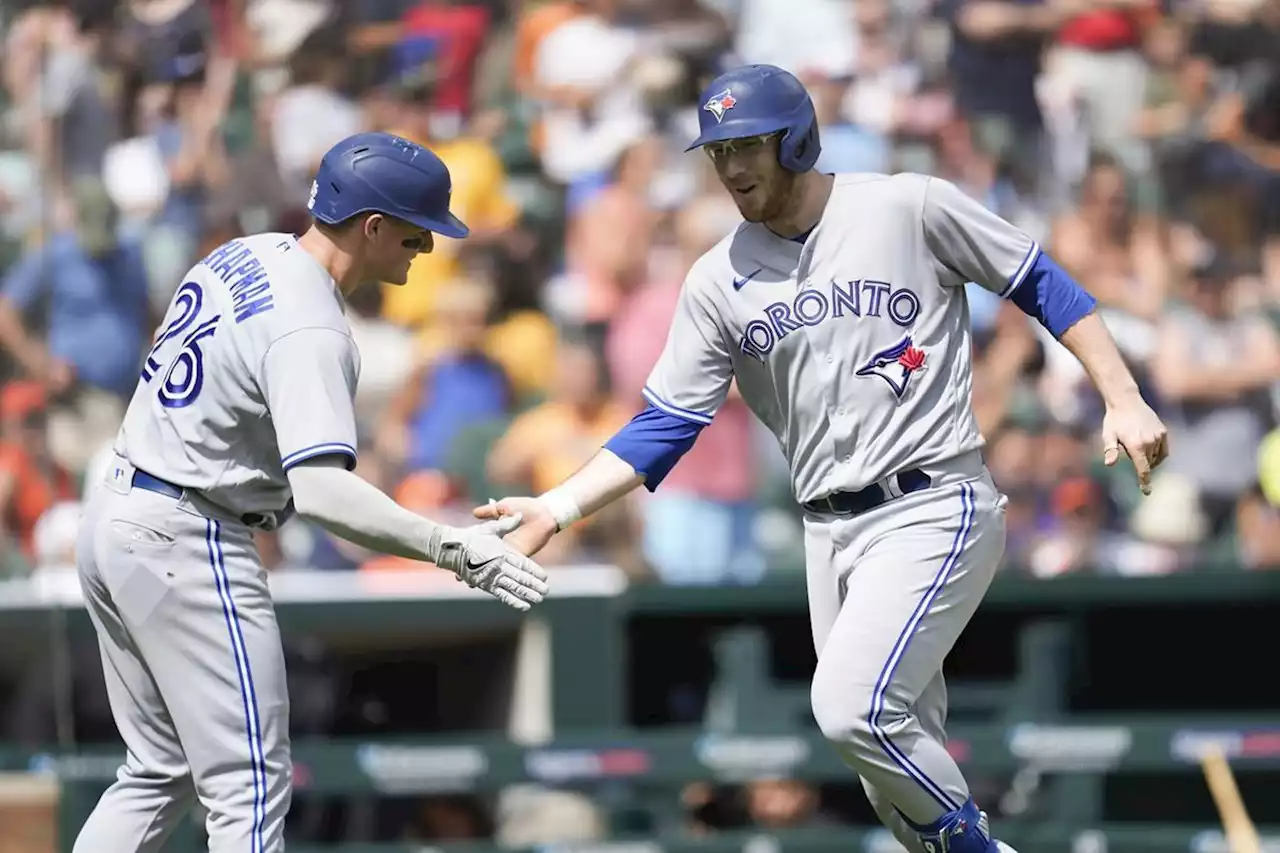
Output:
[539, 449, 645, 529]
[287, 462, 443, 561]
[1057, 311, 1142, 407]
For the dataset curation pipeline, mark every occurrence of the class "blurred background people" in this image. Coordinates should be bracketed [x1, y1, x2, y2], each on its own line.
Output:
[0, 2, 1275, 849]
[0, 0, 1273, 586]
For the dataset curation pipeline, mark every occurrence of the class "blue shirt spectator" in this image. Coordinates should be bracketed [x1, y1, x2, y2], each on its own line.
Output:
[405, 353, 510, 472]
[0, 232, 150, 398]
[941, 0, 1049, 132]
[154, 120, 208, 241]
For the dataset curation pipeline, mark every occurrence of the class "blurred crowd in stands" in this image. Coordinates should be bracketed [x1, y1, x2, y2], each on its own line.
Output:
[0, 0, 1277, 583]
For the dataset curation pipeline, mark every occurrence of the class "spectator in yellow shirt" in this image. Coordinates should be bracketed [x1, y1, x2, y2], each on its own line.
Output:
[485, 334, 641, 571]
[377, 81, 523, 330]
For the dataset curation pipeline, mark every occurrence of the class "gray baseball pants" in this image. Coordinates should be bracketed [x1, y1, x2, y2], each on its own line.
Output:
[805, 462, 1007, 852]
[74, 465, 291, 852]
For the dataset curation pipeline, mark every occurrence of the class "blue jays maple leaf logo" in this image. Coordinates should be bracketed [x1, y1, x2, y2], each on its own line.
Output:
[703, 89, 737, 123]
[855, 336, 927, 399]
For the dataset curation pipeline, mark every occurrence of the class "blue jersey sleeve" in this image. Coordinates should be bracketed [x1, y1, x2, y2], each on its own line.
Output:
[1007, 252, 1097, 338]
[604, 404, 705, 492]
[920, 175, 1095, 337]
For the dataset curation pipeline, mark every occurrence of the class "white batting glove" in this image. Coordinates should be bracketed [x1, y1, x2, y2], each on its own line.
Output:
[427, 515, 550, 611]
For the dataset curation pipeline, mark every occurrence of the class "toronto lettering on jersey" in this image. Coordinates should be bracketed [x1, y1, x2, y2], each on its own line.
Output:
[738, 279, 920, 360]
[201, 240, 275, 323]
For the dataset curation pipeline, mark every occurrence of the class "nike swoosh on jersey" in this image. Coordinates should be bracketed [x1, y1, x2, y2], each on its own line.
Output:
[733, 268, 764, 291]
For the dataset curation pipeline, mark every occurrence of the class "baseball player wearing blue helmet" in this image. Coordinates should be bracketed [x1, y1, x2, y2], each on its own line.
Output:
[686, 64, 823, 225]
[307, 131, 471, 286]
[72, 130, 546, 853]
[477, 63, 1169, 853]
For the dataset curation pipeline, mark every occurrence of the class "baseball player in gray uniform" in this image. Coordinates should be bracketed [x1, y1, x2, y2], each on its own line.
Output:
[477, 66, 1168, 853]
[74, 132, 549, 853]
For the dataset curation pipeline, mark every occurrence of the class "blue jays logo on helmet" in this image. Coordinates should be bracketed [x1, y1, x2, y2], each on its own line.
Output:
[686, 64, 821, 173]
[856, 336, 928, 399]
[703, 89, 737, 124]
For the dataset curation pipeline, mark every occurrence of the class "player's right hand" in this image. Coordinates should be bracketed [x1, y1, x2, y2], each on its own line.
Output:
[430, 516, 550, 611]
[473, 496, 559, 558]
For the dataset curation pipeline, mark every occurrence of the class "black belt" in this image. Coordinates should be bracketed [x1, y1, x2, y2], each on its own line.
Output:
[132, 469, 279, 530]
[802, 469, 932, 516]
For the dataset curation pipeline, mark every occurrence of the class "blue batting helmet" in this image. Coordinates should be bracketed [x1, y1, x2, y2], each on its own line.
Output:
[687, 65, 821, 173]
[308, 132, 470, 239]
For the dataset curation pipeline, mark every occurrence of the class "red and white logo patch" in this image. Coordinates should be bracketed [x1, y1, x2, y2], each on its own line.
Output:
[856, 336, 928, 400]
[703, 89, 737, 124]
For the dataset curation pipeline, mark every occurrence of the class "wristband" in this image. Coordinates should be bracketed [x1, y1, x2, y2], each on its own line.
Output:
[538, 486, 582, 531]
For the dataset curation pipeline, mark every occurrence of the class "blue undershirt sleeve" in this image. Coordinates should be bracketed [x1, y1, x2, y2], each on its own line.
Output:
[1008, 252, 1097, 338]
[603, 404, 705, 492]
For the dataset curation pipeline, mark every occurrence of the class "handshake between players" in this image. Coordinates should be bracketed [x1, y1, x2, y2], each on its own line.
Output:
[429, 512, 549, 611]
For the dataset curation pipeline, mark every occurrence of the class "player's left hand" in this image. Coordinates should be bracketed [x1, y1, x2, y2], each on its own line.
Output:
[1101, 394, 1169, 496]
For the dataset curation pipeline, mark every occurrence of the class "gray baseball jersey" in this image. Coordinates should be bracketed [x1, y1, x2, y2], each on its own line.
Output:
[117, 232, 361, 517]
[75, 232, 362, 853]
[643, 172, 1038, 503]
[643, 172, 1037, 846]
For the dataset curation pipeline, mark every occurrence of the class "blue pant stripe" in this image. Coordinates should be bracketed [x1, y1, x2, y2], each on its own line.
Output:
[206, 519, 267, 852]
[867, 482, 976, 812]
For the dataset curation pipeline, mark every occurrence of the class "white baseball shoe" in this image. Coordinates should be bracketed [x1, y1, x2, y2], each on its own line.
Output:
[995, 842, 1020, 853]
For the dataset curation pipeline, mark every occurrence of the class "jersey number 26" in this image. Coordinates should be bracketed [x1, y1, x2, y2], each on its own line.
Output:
[141, 281, 222, 410]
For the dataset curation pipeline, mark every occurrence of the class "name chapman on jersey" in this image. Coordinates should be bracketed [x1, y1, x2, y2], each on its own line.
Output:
[201, 240, 276, 323]
[737, 278, 920, 361]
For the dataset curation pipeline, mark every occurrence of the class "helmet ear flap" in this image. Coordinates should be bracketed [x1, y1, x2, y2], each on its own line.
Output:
[778, 118, 821, 173]
[797, 120, 821, 170]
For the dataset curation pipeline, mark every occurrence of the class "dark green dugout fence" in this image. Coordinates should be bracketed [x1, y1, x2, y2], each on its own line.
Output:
[20, 721, 1280, 853]
[1, 568, 1278, 852]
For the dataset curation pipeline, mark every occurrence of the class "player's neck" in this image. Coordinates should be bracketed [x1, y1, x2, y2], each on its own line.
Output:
[297, 227, 364, 295]
[764, 172, 834, 239]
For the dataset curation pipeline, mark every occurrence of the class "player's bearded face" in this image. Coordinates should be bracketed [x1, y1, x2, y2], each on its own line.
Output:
[365, 216, 434, 285]
[706, 134, 796, 224]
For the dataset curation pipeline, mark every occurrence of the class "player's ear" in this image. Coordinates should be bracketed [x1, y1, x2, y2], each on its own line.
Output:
[362, 213, 385, 242]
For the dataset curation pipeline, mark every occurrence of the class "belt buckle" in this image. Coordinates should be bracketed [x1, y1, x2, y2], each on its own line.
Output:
[827, 495, 854, 516]
[878, 476, 900, 501]
[242, 512, 276, 531]
[806, 496, 834, 515]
